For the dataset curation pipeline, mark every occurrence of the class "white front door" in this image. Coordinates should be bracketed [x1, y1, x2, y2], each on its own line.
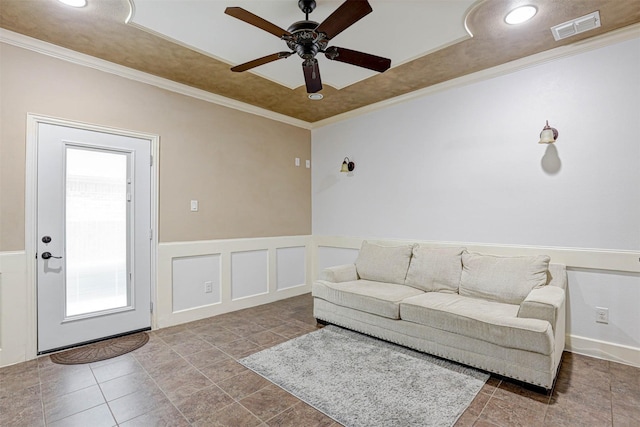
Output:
[36, 122, 152, 353]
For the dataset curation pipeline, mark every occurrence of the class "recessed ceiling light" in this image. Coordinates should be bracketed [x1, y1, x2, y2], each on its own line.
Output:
[505, 6, 537, 25]
[58, 0, 87, 8]
[308, 93, 323, 100]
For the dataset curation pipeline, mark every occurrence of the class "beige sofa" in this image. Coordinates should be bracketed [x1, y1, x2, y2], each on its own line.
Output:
[313, 241, 567, 390]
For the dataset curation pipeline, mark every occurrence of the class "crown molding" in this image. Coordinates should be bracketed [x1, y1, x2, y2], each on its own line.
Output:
[0, 29, 312, 130]
[310, 23, 640, 129]
[2, 24, 639, 131]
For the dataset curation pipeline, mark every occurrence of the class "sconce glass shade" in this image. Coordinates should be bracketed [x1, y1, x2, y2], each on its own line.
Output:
[341, 157, 355, 172]
[539, 120, 558, 144]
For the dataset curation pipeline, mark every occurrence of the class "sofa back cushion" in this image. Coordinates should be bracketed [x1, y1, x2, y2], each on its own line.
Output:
[355, 241, 414, 285]
[405, 246, 465, 292]
[460, 252, 550, 304]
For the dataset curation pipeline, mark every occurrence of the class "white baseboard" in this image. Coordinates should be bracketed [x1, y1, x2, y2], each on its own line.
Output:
[565, 334, 640, 368]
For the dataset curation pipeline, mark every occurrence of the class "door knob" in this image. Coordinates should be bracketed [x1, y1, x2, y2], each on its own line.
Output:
[41, 252, 62, 260]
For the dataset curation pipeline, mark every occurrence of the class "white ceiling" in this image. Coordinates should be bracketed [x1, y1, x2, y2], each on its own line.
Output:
[129, 0, 476, 90]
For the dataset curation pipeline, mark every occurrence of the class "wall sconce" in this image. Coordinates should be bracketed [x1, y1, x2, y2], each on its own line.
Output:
[539, 120, 559, 144]
[341, 157, 355, 172]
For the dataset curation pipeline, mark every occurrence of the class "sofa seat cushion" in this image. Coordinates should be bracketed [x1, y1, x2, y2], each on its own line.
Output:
[313, 280, 424, 320]
[400, 293, 553, 355]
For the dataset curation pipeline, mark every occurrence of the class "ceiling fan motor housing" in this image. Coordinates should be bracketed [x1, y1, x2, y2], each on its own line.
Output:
[286, 20, 327, 60]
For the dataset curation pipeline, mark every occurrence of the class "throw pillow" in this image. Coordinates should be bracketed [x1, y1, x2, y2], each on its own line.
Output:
[459, 252, 550, 305]
[355, 241, 414, 285]
[405, 246, 465, 292]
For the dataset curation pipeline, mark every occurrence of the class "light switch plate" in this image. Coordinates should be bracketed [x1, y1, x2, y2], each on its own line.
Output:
[190, 200, 198, 212]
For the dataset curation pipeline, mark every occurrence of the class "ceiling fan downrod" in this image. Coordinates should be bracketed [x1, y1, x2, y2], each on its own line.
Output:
[298, 0, 316, 20]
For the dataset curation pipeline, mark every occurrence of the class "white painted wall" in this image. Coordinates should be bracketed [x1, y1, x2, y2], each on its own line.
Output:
[312, 37, 640, 364]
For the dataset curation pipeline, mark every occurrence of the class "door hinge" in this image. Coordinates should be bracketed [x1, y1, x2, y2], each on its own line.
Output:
[150, 302, 154, 313]
[150, 155, 153, 166]
[149, 229, 153, 240]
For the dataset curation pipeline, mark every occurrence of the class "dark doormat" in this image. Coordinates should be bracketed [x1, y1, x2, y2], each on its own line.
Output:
[50, 332, 149, 365]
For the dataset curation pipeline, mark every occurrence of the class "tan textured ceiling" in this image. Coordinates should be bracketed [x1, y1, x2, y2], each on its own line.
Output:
[1, 0, 639, 123]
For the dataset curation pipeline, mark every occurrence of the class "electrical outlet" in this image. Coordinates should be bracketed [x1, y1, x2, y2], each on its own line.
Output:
[306, 160, 311, 168]
[204, 281, 213, 293]
[595, 307, 609, 324]
[295, 158, 300, 167]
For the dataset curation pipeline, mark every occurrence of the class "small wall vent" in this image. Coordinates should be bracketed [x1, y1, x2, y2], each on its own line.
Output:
[550, 11, 601, 41]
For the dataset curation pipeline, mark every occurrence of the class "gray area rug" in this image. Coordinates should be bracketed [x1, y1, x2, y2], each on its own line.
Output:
[239, 325, 489, 427]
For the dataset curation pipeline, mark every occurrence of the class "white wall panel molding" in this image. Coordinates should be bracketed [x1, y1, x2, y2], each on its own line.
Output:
[567, 335, 640, 368]
[313, 235, 640, 276]
[0, 251, 32, 367]
[158, 236, 312, 328]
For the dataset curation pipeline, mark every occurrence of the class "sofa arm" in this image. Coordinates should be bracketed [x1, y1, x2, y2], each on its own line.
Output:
[517, 286, 565, 332]
[320, 264, 358, 283]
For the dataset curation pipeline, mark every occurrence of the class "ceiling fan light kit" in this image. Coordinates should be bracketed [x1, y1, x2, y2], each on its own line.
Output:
[225, 0, 392, 94]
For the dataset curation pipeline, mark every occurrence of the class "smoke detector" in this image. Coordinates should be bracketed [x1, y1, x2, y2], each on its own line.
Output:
[551, 11, 601, 41]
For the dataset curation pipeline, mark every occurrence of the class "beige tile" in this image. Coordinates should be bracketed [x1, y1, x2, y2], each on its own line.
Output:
[48, 403, 116, 427]
[44, 384, 105, 423]
[199, 330, 244, 346]
[40, 368, 97, 398]
[265, 401, 335, 427]
[216, 370, 271, 400]
[154, 366, 213, 400]
[0, 384, 44, 426]
[198, 358, 248, 383]
[99, 371, 158, 402]
[477, 390, 547, 427]
[91, 356, 144, 383]
[119, 403, 190, 426]
[544, 399, 613, 426]
[182, 346, 230, 369]
[216, 338, 263, 359]
[173, 385, 235, 423]
[239, 384, 301, 422]
[107, 386, 170, 424]
[192, 402, 262, 427]
[247, 330, 290, 347]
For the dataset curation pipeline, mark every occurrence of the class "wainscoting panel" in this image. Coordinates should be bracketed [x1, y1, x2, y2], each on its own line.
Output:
[157, 236, 313, 329]
[172, 254, 221, 311]
[276, 247, 306, 291]
[0, 251, 33, 367]
[316, 246, 359, 279]
[231, 250, 268, 300]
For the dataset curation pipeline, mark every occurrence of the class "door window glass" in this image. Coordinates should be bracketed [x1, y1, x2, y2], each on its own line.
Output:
[65, 147, 129, 316]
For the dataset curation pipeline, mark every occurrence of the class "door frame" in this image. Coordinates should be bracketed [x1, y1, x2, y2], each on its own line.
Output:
[25, 114, 159, 359]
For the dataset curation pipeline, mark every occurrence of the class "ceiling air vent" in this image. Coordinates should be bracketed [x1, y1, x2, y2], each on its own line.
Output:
[550, 11, 601, 41]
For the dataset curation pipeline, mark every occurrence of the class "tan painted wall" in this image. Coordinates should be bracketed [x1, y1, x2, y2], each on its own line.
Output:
[0, 43, 311, 251]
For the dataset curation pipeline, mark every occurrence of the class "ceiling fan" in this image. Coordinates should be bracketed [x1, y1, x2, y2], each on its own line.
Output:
[225, 0, 391, 93]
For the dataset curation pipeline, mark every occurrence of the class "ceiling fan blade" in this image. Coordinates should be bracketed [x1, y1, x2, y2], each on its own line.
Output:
[315, 0, 372, 40]
[303, 60, 322, 93]
[225, 7, 291, 38]
[231, 52, 292, 72]
[325, 47, 391, 73]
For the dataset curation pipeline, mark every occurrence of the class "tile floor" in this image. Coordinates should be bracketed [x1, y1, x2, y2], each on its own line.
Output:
[1, 293, 638, 426]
